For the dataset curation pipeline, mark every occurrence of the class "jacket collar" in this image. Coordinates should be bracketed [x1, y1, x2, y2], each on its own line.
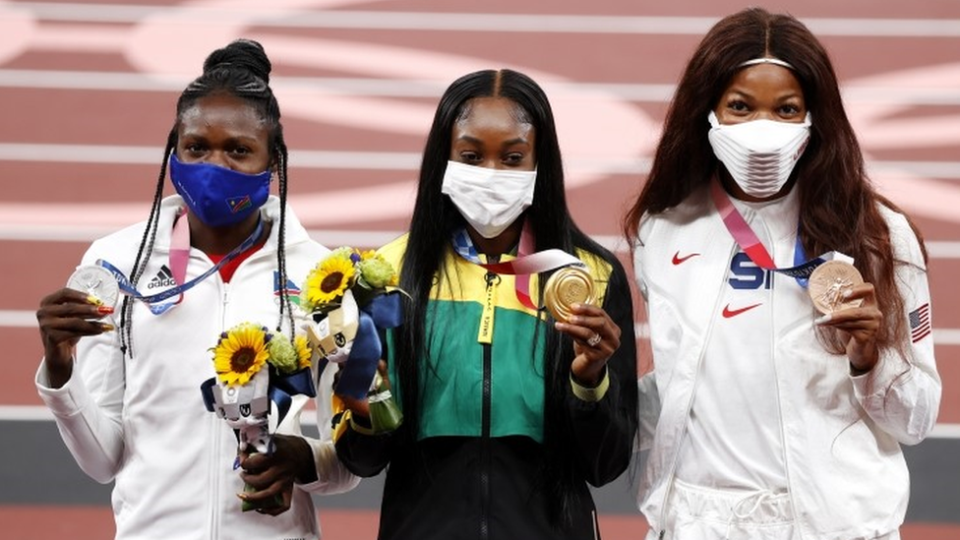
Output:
[151, 195, 310, 252]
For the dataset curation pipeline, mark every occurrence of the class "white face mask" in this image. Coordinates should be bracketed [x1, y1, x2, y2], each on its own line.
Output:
[707, 111, 812, 198]
[441, 160, 537, 239]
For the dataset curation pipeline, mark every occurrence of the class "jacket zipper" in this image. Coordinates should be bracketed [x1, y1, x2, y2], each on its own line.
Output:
[221, 282, 231, 315]
[480, 342, 492, 540]
[210, 280, 230, 539]
[770, 240, 801, 532]
[210, 414, 222, 539]
[657, 241, 735, 538]
[479, 271, 498, 540]
[184, 220, 274, 538]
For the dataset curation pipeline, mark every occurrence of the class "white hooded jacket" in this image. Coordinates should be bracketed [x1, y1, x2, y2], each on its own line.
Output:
[36, 195, 359, 540]
[634, 186, 941, 540]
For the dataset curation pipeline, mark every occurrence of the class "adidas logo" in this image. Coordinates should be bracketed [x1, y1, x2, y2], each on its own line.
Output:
[148, 265, 177, 289]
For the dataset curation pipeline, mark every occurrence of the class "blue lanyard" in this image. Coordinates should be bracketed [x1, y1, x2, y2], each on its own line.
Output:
[792, 231, 813, 288]
[98, 217, 265, 315]
[452, 227, 484, 263]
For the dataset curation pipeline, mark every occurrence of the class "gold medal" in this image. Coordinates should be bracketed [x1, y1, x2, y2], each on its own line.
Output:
[808, 260, 864, 315]
[543, 266, 596, 322]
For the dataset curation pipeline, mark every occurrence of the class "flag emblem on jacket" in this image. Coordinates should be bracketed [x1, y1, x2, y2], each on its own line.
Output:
[227, 196, 252, 214]
[909, 303, 931, 343]
[274, 271, 301, 305]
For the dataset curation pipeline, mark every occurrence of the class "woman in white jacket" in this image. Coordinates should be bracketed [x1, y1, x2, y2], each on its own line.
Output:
[623, 8, 941, 540]
[35, 39, 357, 539]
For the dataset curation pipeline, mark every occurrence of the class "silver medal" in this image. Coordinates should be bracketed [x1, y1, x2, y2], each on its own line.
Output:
[67, 265, 121, 308]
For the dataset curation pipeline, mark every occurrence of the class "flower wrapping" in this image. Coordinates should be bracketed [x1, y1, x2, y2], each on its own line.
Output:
[300, 248, 403, 399]
[367, 372, 404, 434]
[200, 323, 317, 511]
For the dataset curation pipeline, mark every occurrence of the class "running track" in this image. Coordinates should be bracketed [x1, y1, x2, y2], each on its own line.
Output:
[1, 1, 958, 538]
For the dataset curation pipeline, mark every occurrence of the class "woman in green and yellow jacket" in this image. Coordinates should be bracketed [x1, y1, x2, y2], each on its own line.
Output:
[336, 69, 639, 540]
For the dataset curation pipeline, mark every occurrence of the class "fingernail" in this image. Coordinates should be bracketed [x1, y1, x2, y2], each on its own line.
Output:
[236, 492, 247, 500]
[100, 323, 116, 332]
[568, 316, 581, 325]
[86, 295, 103, 306]
[814, 314, 831, 325]
[97, 305, 114, 315]
[233, 456, 241, 470]
[842, 289, 852, 299]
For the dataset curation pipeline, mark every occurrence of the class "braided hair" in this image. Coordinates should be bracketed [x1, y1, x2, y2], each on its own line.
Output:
[119, 39, 293, 357]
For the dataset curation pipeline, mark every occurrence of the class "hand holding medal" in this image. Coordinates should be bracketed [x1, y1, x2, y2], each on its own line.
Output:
[543, 266, 619, 387]
[811, 263, 883, 373]
[555, 296, 621, 387]
[35, 265, 120, 387]
[543, 266, 620, 382]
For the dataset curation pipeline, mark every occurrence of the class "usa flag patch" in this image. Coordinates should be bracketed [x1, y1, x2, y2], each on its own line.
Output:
[909, 303, 931, 343]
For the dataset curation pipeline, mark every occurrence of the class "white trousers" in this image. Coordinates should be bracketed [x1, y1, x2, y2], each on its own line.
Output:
[644, 479, 901, 540]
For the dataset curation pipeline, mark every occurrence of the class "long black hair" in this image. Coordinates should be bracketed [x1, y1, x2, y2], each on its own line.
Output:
[396, 69, 630, 526]
[119, 39, 293, 356]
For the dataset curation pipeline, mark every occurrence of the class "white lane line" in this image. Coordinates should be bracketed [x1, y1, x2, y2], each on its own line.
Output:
[931, 423, 960, 439]
[1, 311, 35, 327]
[11, 4, 960, 37]
[3, 404, 959, 438]
[0, 142, 650, 178]
[2, 143, 960, 182]
[934, 329, 960, 346]
[0, 71, 448, 97]
[927, 242, 960, 259]
[3, 70, 960, 107]
[0, 142, 423, 169]
[0, 406, 53, 422]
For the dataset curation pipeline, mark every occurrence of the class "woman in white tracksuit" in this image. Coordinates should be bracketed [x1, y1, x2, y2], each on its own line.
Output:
[623, 8, 941, 540]
[34, 40, 358, 539]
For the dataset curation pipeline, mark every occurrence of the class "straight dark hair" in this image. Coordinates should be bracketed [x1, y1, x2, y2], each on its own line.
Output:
[622, 7, 926, 353]
[396, 69, 627, 526]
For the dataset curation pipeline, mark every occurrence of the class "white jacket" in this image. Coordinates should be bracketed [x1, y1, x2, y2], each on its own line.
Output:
[36, 195, 359, 540]
[634, 186, 941, 540]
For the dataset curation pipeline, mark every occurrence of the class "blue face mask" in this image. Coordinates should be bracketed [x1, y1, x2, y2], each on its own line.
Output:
[169, 154, 272, 228]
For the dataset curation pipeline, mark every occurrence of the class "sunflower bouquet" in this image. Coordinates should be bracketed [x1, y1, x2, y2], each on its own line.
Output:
[300, 247, 404, 433]
[301, 247, 398, 314]
[200, 323, 316, 512]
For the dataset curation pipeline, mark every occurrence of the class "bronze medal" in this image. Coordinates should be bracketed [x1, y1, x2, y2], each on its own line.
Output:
[807, 260, 864, 315]
[544, 266, 596, 322]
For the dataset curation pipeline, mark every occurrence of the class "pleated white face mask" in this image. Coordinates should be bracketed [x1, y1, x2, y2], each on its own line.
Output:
[441, 160, 537, 239]
[708, 111, 812, 198]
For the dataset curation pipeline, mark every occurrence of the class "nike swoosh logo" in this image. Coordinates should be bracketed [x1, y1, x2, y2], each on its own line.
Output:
[671, 251, 701, 265]
[722, 303, 762, 318]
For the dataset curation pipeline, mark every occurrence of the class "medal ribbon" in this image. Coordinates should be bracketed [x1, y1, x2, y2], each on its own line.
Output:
[710, 178, 850, 287]
[98, 210, 265, 315]
[451, 220, 584, 310]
